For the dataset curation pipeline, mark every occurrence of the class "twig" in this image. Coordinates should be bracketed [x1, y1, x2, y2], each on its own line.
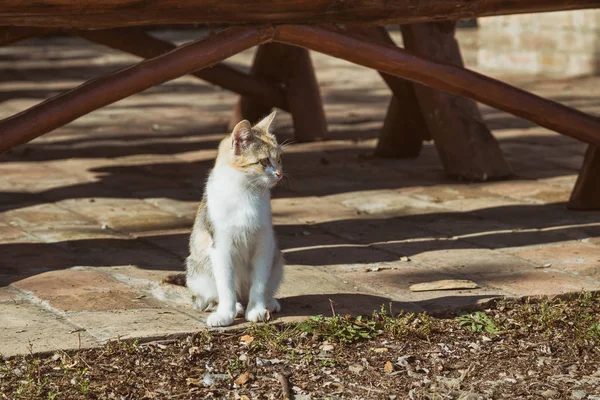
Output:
[328, 298, 336, 317]
[274, 371, 291, 400]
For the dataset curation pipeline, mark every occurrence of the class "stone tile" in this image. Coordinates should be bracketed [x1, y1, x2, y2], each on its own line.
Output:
[0, 301, 99, 357]
[68, 308, 203, 342]
[0, 162, 85, 192]
[408, 247, 534, 279]
[0, 220, 34, 243]
[504, 241, 600, 279]
[63, 237, 184, 270]
[281, 228, 399, 267]
[272, 196, 359, 225]
[481, 269, 599, 297]
[57, 198, 189, 233]
[3, 203, 92, 230]
[338, 263, 510, 312]
[0, 241, 74, 280]
[135, 229, 191, 259]
[481, 180, 572, 204]
[0, 285, 19, 302]
[13, 270, 159, 312]
[331, 190, 449, 217]
[277, 264, 419, 317]
[414, 213, 573, 250]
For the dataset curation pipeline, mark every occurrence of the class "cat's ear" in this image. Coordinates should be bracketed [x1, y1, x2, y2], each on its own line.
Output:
[231, 120, 252, 155]
[254, 111, 276, 133]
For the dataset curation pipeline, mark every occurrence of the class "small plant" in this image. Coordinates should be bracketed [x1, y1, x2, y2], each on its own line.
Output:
[297, 314, 383, 344]
[458, 311, 498, 333]
[587, 322, 600, 340]
[375, 307, 433, 339]
[228, 357, 244, 373]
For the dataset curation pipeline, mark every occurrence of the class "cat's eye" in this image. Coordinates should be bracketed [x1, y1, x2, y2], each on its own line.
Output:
[259, 158, 270, 166]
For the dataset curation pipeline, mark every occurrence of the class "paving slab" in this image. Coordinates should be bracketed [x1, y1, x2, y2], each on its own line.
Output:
[0, 301, 100, 358]
[0, 29, 599, 356]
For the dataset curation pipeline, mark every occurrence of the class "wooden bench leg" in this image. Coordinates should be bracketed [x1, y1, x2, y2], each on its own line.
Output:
[352, 27, 430, 158]
[400, 22, 512, 180]
[568, 145, 600, 210]
[230, 43, 327, 142]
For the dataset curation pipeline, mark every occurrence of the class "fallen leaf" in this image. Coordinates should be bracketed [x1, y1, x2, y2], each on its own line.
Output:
[374, 347, 388, 353]
[240, 396, 250, 400]
[535, 263, 552, 269]
[234, 371, 251, 386]
[409, 279, 479, 292]
[384, 361, 394, 373]
[240, 335, 254, 345]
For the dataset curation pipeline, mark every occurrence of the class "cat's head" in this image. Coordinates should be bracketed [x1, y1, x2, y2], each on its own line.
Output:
[224, 111, 283, 190]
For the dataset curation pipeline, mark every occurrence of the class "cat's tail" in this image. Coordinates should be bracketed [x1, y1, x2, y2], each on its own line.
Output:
[162, 273, 186, 286]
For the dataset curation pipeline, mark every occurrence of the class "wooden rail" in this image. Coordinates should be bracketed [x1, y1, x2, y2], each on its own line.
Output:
[1, 0, 599, 28]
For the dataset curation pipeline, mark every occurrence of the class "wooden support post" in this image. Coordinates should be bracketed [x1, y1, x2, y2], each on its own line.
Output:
[352, 26, 430, 158]
[0, 26, 273, 153]
[229, 43, 327, 141]
[398, 22, 511, 180]
[275, 25, 600, 149]
[230, 43, 327, 142]
[568, 145, 600, 210]
[76, 28, 289, 111]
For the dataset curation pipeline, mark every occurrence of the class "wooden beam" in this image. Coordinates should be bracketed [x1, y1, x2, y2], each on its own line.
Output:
[0, 26, 274, 153]
[275, 25, 600, 148]
[0, 0, 599, 28]
[76, 28, 289, 111]
[568, 145, 600, 210]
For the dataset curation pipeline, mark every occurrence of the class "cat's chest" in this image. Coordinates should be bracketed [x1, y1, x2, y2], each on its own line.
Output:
[207, 191, 270, 231]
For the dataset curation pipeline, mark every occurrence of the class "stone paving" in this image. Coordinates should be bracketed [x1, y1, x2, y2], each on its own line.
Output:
[1, 29, 599, 357]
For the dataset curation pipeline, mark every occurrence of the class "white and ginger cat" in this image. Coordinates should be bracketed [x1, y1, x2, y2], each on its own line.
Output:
[182, 112, 284, 327]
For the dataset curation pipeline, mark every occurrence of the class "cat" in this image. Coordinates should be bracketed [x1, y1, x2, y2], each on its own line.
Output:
[166, 112, 284, 327]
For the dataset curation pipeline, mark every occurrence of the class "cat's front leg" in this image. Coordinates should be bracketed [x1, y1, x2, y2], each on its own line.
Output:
[206, 237, 237, 327]
[246, 230, 275, 323]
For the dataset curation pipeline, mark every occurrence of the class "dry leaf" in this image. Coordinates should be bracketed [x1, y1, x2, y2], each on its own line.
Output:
[186, 377, 202, 386]
[374, 347, 388, 353]
[234, 371, 251, 386]
[240, 396, 250, 400]
[535, 263, 552, 269]
[384, 361, 394, 373]
[240, 335, 254, 345]
[409, 279, 479, 292]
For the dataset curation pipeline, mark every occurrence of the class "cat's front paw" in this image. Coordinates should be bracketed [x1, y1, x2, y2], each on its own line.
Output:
[206, 310, 235, 327]
[245, 307, 269, 323]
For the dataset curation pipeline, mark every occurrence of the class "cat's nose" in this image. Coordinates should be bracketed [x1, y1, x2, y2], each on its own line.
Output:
[275, 170, 283, 178]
